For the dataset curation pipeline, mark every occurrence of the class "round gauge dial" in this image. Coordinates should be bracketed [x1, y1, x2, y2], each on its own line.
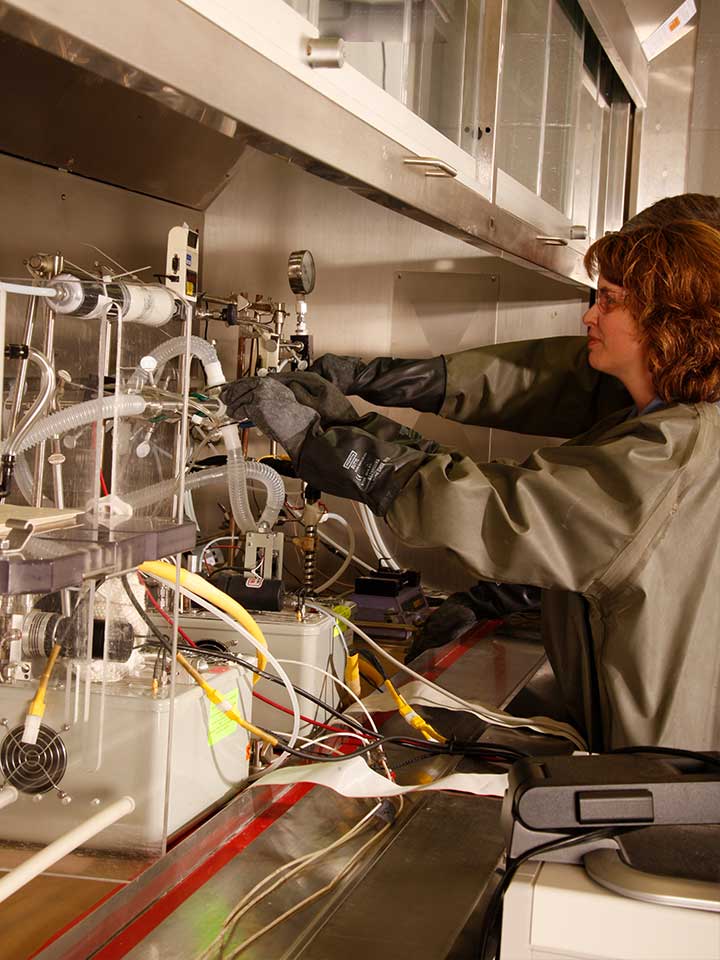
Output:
[288, 250, 316, 295]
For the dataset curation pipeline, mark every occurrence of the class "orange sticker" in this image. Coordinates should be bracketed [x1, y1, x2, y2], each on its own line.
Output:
[669, 16, 681, 30]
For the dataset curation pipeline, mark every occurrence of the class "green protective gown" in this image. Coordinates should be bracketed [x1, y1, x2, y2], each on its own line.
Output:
[385, 336, 720, 751]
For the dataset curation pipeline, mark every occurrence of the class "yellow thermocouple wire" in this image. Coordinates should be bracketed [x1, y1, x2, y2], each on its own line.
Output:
[139, 561, 277, 746]
[22, 642, 63, 744]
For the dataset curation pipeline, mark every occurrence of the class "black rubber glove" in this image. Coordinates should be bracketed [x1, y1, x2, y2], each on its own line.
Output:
[271, 371, 440, 451]
[270, 371, 360, 425]
[221, 378, 317, 459]
[406, 582, 542, 662]
[221, 378, 436, 515]
[310, 354, 447, 413]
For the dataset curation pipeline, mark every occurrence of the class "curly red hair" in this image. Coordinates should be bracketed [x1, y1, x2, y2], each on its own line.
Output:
[585, 221, 720, 403]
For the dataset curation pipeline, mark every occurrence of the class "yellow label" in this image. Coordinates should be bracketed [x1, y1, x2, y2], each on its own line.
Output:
[208, 688, 240, 746]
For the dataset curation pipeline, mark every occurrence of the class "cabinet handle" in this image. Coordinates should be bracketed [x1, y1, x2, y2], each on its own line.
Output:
[306, 37, 345, 68]
[536, 236, 569, 246]
[403, 157, 458, 178]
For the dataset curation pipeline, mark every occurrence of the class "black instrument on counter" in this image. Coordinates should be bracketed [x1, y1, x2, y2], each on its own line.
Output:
[503, 751, 720, 862]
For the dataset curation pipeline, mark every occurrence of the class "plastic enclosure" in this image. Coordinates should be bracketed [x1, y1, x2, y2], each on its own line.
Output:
[169, 607, 346, 735]
[0, 662, 253, 852]
[0, 277, 214, 870]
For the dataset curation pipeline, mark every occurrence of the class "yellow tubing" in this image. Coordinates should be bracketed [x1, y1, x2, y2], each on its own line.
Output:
[358, 659, 446, 744]
[138, 560, 268, 677]
[176, 652, 278, 747]
[28, 642, 62, 718]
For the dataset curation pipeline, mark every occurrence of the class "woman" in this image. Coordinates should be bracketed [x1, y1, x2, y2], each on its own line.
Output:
[222, 221, 720, 751]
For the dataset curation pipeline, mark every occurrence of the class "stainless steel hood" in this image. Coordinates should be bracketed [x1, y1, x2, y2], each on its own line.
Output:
[0, 30, 248, 209]
[0, 0, 590, 285]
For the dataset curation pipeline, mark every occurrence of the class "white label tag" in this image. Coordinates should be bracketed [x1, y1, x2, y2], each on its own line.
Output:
[641, 1, 696, 61]
[245, 576, 263, 589]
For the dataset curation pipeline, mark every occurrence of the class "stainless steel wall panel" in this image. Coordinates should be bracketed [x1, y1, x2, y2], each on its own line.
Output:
[687, 1, 720, 195]
[576, 0, 649, 108]
[632, 29, 696, 213]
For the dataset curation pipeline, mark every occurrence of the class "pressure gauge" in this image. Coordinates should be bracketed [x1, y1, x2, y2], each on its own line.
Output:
[288, 250, 316, 296]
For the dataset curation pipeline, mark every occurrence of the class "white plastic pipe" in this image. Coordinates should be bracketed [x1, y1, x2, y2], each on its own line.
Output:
[0, 786, 18, 811]
[0, 282, 57, 298]
[358, 503, 399, 571]
[315, 512, 356, 593]
[0, 795, 135, 904]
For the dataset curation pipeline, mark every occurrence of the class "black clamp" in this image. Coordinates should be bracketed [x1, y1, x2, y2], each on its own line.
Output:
[4, 344, 29, 360]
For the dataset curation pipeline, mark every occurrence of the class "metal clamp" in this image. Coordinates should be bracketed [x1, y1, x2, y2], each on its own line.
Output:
[403, 157, 458, 179]
[0, 519, 37, 555]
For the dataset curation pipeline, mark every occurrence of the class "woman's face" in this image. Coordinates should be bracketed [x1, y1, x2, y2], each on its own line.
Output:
[583, 275, 648, 384]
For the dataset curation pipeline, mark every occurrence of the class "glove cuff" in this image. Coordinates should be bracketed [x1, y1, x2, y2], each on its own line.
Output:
[350, 356, 447, 413]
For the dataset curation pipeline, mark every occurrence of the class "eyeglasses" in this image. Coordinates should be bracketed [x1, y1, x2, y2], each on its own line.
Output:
[595, 287, 628, 314]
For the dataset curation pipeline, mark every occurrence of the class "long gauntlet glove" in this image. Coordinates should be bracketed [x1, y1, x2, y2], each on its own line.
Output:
[310, 354, 447, 413]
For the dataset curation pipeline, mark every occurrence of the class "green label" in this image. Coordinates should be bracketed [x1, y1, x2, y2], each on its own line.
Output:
[332, 604, 353, 640]
[208, 687, 241, 746]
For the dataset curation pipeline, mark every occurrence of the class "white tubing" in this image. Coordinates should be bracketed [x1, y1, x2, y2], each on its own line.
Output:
[319, 530, 374, 573]
[252, 461, 286, 529]
[131, 331, 284, 534]
[0, 282, 57, 298]
[358, 503, 399, 571]
[0, 786, 18, 811]
[133, 336, 225, 388]
[0, 394, 146, 457]
[276, 658, 377, 735]
[315, 513, 356, 593]
[0, 795, 135, 904]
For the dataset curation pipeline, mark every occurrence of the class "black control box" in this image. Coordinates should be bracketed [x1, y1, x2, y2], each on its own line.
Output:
[502, 753, 720, 861]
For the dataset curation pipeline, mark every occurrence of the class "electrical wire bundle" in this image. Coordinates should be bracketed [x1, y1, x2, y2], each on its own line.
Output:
[127, 560, 592, 960]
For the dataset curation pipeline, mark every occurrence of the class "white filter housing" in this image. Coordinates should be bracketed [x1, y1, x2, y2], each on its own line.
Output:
[174, 608, 346, 735]
[0, 663, 253, 854]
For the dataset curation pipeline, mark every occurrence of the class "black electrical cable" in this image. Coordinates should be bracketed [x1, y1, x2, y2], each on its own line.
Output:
[196, 645, 529, 762]
[127, 584, 382, 743]
[122, 575, 171, 648]
[477, 827, 619, 960]
[609, 745, 720, 771]
[127, 577, 530, 765]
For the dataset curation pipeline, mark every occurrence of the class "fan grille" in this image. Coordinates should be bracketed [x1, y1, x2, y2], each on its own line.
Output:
[0, 723, 67, 794]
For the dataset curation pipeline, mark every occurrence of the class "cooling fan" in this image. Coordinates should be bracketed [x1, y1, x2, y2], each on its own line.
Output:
[0, 723, 68, 794]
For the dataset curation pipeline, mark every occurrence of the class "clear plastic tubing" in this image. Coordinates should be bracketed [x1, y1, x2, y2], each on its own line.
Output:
[222, 426, 255, 534]
[130, 336, 286, 532]
[132, 336, 225, 389]
[0, 395, 147, 457]
[125, 460, 285, 531]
